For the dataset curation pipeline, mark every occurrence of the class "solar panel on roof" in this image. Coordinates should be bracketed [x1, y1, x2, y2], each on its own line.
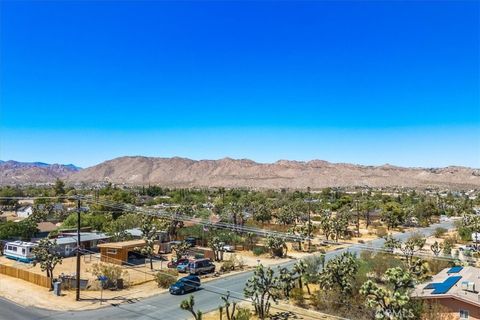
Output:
[447, 266, 463, 273]
[431, 276, 462, 294]
[424, 283, 436, 290]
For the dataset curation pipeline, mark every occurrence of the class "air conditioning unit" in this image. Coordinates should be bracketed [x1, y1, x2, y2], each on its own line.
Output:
[461, 281, 475, 292]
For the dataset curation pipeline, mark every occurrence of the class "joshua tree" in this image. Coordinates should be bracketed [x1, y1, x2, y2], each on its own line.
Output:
[180, 295, 202, 320]
[32, 239, 63, 290]
[430, 241, 442, 256]
[138, 215, 157, 269]
[265, 234, 287, 258]
[360, 267, 416, 320]
[318, 251, 358, 302]
[208, 236, 224, 261]
[244, 264, 280, 319]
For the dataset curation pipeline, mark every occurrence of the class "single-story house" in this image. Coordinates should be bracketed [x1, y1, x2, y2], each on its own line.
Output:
[98, 239, 146, 265]
[53, 232, 110, 257]
[34, 222, 58, 238]
[413, 266, 480, 320]
[125, 228, 168, 242]
[16, 206, 33, 218]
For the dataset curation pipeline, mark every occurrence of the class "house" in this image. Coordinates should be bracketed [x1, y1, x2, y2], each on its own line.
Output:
[53, 232, 110, 257]
[97, 239, 146, 265]
[16, 206, 33, 218]
[4, 241, 37, 263]
[125, 228, 168, 242]
[34, 222, 58, 239]
[413, 266, 480, 320]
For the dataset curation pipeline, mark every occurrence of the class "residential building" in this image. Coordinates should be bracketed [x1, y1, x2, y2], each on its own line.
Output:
[413, 266, 480, 320]
[53, 232, 110, 257]
[16, 206, 33, 218]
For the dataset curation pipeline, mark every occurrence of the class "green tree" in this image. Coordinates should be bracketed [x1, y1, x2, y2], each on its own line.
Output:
[265, 234, 287, 258]
[180, 295, 202, 320]
[138, 215, 157, 270]
[32, 239, 63, 290]
[360, 267, 416, 320]
[318, 252, 358, 302]
[171, 241, 191, 261]
[244, 264, 280, 320]
[381, 202, 405, 230]
[54, 179, 65, 196]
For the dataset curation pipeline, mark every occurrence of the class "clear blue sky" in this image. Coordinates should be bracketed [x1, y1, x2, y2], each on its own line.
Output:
[1, 1, 479, 168]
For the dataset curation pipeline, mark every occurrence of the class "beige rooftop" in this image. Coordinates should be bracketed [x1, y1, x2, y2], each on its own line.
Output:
[413, 266, 480, 307]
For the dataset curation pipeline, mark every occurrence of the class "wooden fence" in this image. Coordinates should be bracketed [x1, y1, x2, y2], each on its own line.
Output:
[0, 264, 51, 288]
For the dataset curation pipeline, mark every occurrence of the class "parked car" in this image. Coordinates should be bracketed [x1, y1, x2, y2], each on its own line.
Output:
[169, 275, 201, 295]
[176, 260, 191, 273]
[188, 258, 215, 275]
[185, 237, 197, 247]
[459, 244, 479, 252]
[167, 258, 189, 268]
[221, 244, 235, 252]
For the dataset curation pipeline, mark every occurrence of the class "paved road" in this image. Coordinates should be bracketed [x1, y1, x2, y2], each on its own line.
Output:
[0, 220, 455, 320]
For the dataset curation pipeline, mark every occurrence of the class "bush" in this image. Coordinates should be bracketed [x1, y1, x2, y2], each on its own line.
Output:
[434, 227, 447, 238]
[235, 307, 252, 320]
[375, 227, 388, 238]
[220, 260, 235, 272]
[154, 269, 178, 288]
[252, 246, 266, 256]
[290, 288, 305, 306]
[90, 263, 128, 288]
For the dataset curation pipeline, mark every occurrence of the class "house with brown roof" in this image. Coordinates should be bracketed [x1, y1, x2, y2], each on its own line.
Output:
[413, 266, 480, 320]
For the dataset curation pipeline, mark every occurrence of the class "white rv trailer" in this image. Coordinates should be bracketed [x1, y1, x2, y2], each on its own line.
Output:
[4, 241, 37, 263]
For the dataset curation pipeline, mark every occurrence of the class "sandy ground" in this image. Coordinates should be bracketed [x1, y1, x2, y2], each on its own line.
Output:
[0, 274, 165, 311]
[202, 302, 339, 320]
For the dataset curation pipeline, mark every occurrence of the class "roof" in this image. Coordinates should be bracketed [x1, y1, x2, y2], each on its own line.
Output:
[413, 266, 480, 307]
[97, 239, 146, 249]
[6, 240, 37, 247]
[125, 228, 143, 237]
[36, 222, 57, 233]
[16, 206, 32, 212]
[55, 233, 110, 246]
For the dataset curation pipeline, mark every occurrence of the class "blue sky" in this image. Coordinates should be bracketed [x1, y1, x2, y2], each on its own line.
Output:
[1, 1, 479, 168]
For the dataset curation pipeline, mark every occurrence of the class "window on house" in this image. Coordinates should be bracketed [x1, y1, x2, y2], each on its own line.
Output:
[460, 310, 469, 320]
[22, 248, 25, 254]
[107, 249, 117, 255]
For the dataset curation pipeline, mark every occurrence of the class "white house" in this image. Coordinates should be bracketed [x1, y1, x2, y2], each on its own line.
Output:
[16, 205, 33, 218]
[472, 232, 480, 243]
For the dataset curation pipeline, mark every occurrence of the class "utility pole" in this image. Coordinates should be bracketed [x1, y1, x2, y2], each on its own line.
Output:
[76, 197, 81, 301]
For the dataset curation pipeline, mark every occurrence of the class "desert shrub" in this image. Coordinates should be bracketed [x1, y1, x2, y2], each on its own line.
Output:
[90, 263, 128, 288]
[443, 237, 456, 255]
[434, 227, 447, 238]
[290, 288, 305, 306]
[375, 227, 388, 238]
[426, 258, 453, 275]
[220, 260, 235, 272]
[252, 246, 266, 256]
[235, 307, 252, 320]
[154, 269, 178, 288]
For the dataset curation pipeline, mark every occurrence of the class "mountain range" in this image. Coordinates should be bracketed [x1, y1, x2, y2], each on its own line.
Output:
[2, 157, 479, 189]
[0, 160, 81, 185]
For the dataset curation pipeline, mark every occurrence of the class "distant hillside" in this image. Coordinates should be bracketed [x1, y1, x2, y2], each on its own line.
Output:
[67, 156, 480, 189]
[0, 160, 81, 184]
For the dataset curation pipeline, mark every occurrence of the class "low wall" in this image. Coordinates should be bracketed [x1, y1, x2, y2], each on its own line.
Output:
[0, 263, 51, 288]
